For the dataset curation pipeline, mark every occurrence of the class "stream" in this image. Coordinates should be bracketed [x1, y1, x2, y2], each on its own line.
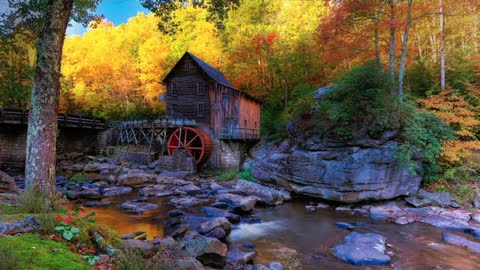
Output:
[74, 195, 480, 270]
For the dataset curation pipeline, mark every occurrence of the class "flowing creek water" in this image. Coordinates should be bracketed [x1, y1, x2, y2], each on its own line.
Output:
[72, 195, 480, 270]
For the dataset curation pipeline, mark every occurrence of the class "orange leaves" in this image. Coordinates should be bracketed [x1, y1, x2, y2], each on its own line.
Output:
[441, 140, 480, 164]
[420, 89, 480, 165]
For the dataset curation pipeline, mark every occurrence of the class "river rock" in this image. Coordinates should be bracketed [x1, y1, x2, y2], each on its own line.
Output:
[268, 262, 285, 270]
[250, 138, 421, 203]
[474, 197, 480, 208]
[369, 202, 405, 220]
[117, 172, 157, 188]
[120, 201, 158, 214]
[102, 186, 132, 197]
[0, 215, 44, 234]
[170, 196, 209, 208]
[442, 231, 480, 253]
[333, 232, 391, 265]
[227, 248, 256, 266]
[82, 201, 113, 207]
[235, 179, 287, 206]
[0, 170, 19, 194]
[83, 162, 118, 173]
[177, 235, 228, 268]
[217, 193, 258, 213]
[177, 184, 202, 195]
[202, 207, 240, 223]
[472, 213, 480, 224]
[210, 183, 225, 191]
[336, 222, 355, 230]
[139, 185, 167, 196]
[198, 217, 232, 235]
[405, 196, 431, 208]
[76, 187, 102, 200]
[121, 231, 147, 240]
[417, 189, 451, 207]
[122, 239, 155, 256]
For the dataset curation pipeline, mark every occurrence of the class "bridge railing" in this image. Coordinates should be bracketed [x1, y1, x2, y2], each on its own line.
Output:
[0, 108, 107, 130]
[219, 127, 261, 140]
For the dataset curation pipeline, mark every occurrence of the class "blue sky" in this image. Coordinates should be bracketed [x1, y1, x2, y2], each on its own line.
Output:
[66, 0, 151, 36]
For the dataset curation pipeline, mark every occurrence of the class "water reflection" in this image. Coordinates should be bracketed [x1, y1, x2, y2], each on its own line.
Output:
[70, 198, 480, 269]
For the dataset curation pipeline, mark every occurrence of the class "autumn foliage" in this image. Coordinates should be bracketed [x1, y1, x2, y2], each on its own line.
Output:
[419, 89, 480, 164]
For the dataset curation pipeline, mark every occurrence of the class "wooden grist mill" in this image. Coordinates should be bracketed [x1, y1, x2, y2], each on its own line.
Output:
[116, 52, 261, 169]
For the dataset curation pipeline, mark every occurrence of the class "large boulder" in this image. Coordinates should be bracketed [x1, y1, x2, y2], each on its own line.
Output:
[217, 193, 258, 213]
[177, 235, 228, 268]
[250, 134, 421, 203]
[333, 232, 391, 266]
[235, 180, 288, 206]
[117, 172, 157, 188]
[0, 170, 19, 194]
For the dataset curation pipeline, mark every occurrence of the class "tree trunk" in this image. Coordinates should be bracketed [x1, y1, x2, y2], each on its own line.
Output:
[398, 0, 413, 101]
[25, 0, 74, 201]
[439, 0, 445, 91]
[388, 0, 396, 93]
[373, 0, 384, 64]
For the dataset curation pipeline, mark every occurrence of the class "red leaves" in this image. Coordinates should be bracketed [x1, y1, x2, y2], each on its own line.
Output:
[251, 32, 279, 53]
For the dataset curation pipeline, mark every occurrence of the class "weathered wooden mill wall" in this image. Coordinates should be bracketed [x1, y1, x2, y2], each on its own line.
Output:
[0, 126, 108, 169]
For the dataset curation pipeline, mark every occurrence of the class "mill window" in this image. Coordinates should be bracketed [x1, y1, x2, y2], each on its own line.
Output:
[197, 81, 204, 95]
[197, 103, 205, 117]
[223, 93, 229, 101]
[171, 82, 177, 96]
[185, 62, 192, 72]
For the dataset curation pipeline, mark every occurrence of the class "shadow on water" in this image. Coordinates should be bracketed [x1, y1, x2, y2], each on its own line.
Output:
[72, 198, 480, 270]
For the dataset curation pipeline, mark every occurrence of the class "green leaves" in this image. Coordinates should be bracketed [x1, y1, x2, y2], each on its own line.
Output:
[54, 225, 80, 241]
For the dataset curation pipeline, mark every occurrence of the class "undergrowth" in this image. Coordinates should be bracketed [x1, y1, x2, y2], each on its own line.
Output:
[216, 168, 256, 182]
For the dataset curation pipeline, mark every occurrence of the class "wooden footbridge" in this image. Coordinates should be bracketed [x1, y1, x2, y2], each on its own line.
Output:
[0, 108, 107, 130]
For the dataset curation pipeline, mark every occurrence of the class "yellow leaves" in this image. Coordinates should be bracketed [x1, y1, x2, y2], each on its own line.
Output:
[61, 13, 168, 117]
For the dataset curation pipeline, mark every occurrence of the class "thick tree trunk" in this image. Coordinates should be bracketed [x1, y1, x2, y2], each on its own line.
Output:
[25, 0, 74, 201]
[439, 0, 445, 91]
[388, 0, 396, 93]
[398, 0, 413, 101]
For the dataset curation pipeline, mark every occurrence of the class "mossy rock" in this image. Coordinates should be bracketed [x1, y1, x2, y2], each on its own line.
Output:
[0, 234, 91, 270]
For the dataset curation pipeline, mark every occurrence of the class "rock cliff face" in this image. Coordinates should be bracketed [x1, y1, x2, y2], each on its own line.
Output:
[247, 131, 421, 203]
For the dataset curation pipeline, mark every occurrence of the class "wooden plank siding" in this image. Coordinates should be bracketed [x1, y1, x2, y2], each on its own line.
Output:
[163, 52, 261, 140]
[165, 56, 210, 124]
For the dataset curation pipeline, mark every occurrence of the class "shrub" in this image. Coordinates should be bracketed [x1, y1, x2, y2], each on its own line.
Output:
[216, 169, 256, 182]
[18, 189, 48, 214]
[395, 101, 454, 181]
[70, 172, 87, 183]
[118, 248, 148, 270]
[216, 170, 237, 181]
[312, 61, 397, 140]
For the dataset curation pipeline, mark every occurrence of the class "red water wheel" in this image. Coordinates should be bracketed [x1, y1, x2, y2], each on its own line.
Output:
[167, 127, 212, 164]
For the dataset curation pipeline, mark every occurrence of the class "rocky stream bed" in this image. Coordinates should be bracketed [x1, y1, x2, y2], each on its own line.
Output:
[2, 156, 480, 269]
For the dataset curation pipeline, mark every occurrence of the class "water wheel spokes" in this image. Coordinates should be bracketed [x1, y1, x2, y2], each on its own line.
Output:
[167, 127, 212, 164]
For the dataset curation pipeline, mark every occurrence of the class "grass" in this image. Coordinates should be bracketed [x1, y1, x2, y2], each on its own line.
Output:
[0, 234, 91, 270]
[118, 248, 147, 270]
